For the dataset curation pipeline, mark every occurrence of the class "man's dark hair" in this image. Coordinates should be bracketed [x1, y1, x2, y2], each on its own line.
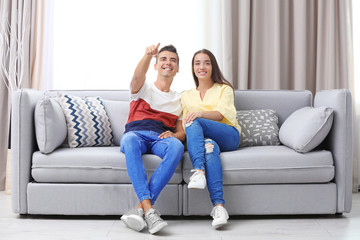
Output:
[156, 45, 179, 65]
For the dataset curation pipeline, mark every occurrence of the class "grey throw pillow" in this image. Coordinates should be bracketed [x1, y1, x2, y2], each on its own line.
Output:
[34, 96, 67, 154]
[279, 106, 333, 153]
[237, 109, 280, 147]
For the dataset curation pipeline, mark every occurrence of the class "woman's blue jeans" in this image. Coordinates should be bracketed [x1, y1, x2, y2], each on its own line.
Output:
[120, 131, 184, 205]
[185, 118, 240, 206]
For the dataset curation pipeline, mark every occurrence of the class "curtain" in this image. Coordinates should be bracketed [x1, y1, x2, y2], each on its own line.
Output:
[0, 0, 39, 191]
[31, 0, 54, 91]
[216, 0, 357, 191]
[349, 0, 360, 191]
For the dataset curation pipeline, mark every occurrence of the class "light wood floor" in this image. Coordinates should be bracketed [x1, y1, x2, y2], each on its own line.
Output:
[1, 191, 360, 240]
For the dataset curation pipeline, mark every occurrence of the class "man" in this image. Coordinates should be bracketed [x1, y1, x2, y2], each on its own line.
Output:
[120, 43, 185, 234]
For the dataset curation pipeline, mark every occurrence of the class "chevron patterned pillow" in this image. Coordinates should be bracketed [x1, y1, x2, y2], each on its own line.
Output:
[237, 109, 280, 147]
[57, 93, 113, 148]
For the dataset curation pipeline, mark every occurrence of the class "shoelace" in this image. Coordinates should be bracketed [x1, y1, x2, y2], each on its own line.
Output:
[147, 210, 161, 223]
[190, 169, 203, 181]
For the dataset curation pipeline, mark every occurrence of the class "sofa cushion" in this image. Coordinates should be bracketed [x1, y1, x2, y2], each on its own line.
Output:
[31, 147, 183, 184]
[183, 145, 334, 184]
[236, 109, 280, 147]
[57, 93, 113, 148]
[279, 106, 334, 153]
[102, 100, 129, 146]
[34, 96, 67, 154]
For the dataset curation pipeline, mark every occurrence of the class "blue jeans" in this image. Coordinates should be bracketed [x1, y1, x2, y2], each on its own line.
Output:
[185, 118, 240, 206]
[120, 131, 184, 205]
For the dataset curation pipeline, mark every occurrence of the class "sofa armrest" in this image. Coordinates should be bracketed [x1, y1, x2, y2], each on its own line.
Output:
[11, 88, 43, 214]
[314, 89, 353, 213]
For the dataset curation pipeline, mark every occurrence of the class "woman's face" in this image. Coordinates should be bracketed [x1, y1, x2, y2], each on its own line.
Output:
[193, 53, 212, 81]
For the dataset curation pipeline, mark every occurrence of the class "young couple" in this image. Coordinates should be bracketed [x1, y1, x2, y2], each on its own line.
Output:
[120, 43, 241, 234]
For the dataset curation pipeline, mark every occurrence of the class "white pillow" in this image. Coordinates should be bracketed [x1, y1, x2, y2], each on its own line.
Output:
[279, 106, 333, 153]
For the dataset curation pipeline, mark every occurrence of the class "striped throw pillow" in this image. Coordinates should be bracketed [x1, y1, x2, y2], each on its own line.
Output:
[57, 93, 113, 148]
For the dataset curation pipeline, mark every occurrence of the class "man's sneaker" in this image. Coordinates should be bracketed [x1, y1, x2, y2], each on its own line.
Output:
[188, 169, 207, 189]
[144, 208, 168, 234]
[121, 208, 146, 232]
[210, 205, 229, 229]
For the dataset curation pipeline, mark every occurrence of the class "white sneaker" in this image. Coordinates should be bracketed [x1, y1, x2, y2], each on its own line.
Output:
[210, 205, 229, 229]
[144, 208, 168, 234]
[188, 169, 207, 189]
[121, 208, 147, 232]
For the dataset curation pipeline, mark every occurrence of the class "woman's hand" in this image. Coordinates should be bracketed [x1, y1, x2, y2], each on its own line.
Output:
[183, 111, 203, 123]
[183, 111, 224, 125]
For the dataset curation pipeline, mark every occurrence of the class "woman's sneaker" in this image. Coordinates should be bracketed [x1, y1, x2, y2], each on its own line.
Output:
[210, 205, 229, 229]
[144, 208, 168, 234]
[188, 169, 207, 189]
[121, 208, 146, 232]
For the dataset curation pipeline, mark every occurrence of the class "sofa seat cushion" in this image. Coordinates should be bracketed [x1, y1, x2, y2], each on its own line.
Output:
[32, 147, 183, 184]
[183, 145, 334, 184]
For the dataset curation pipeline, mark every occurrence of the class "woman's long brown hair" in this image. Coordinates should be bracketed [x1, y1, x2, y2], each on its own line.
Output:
[191, 49, 234, 89]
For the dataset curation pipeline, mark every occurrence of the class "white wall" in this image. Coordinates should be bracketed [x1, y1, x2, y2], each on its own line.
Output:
[52, 0, 218, 92]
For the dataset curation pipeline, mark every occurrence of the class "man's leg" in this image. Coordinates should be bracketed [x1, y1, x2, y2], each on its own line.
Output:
[134, 135, 183, 234]
[135, 199, 152, 213]
[120, 131, 174, 234]
[149, 136, 184, 205]
[120, 131, 152, 232]
[120, 131, 152, 203]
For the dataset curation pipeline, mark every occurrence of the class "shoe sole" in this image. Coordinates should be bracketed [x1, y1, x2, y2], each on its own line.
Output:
[149, 221, 168, 234]
[188, 183, 206, 189]
[121, 215, 146, 232]
[212, 220, 228, 229]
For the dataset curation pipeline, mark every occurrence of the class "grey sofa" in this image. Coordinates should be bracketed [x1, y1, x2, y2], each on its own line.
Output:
[11, 88, 353, 216]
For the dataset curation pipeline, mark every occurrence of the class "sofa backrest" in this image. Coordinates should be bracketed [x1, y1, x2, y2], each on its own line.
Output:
[45, 90, 130, 101]
[36, 89, 312, 151]
[43, 90, 131, 147]
[234, 90, 312, 126]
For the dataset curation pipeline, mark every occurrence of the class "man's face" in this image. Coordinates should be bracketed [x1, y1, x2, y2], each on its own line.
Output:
[155, 51, 179, 78]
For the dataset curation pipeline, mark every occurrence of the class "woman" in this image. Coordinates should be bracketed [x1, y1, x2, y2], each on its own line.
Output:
[181, 49, 241, 228]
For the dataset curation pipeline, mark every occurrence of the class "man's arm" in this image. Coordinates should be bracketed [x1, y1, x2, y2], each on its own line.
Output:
[158, 120, 186, 142]
[131, 43, 160, 94]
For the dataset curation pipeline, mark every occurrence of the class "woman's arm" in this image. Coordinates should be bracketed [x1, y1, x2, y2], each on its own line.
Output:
[183, 111, 223, 124]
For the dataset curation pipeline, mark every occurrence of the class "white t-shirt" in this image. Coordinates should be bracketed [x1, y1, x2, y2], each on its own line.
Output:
[125, 81, 182, 134]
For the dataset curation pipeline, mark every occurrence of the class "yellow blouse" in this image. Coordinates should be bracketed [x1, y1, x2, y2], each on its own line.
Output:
[181, 83, 241, 134]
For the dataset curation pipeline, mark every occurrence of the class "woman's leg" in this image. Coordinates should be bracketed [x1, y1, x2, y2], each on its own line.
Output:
[185, 118, 240, 155]
[203, 137, 230, 228]
[184, 120, 207, 171]
[185, 118, 240, 202]
[203, 138, 225, 206]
